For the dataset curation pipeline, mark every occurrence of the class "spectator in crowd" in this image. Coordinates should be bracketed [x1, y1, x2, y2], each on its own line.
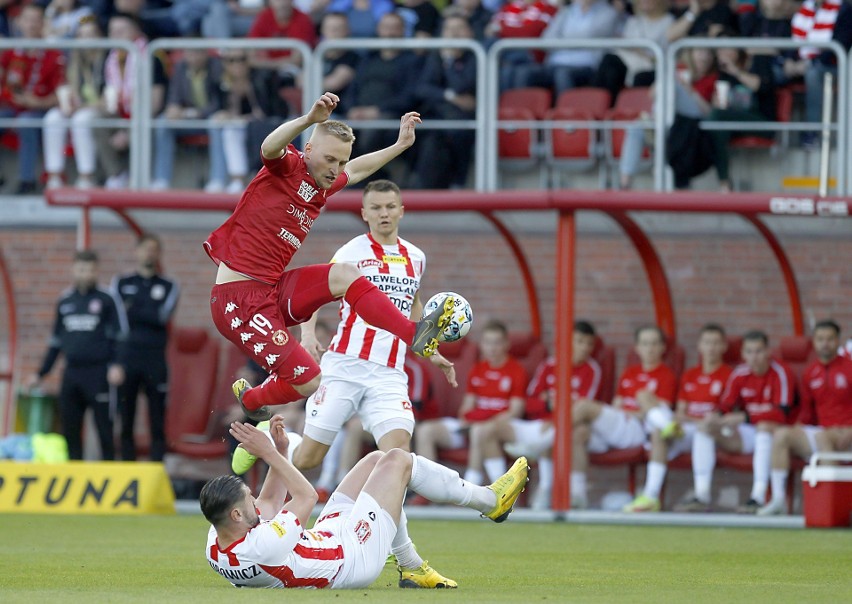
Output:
[410, 11, 477, 189]
[781, 0, 852, 148]
[112, 0, 180, 39]
[202, 0, 266, 38]
[346, 12, 419, 178]
[738, 0, 793, 40]
[94, 12, 168, 189]
[513, 0, 621, 97]
[571, 325, 677, 509]
[414, 319, 527, 491]
[668, 0, 739, 42]
[625, 323, 733, 513]
[43, 0, 94, 39]
[485, 0, 558, 92]
[472, 321, 602, 510]
[0, 4, 64, 194]
[396, 0, 442, 38]
[318, 12, 358, 116]
[693, 330, 797, 514]
[452, 0, 493, 43]
[151, 48, 228, 192]
[664, 45, 719, 189]
[758, 320, 852, 515]
[248, 0, 317, 86]
[112, 234, 180, 462]
[42, 15, 105, 190]
[29, 249, 127, 461]
[320, 0, 395, 38]
[212, 50, 268, 193]
[593, 0, 674, 104]
[704, 37, 778, 192]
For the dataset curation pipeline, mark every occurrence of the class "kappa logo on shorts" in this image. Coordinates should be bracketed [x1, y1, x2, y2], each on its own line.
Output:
[230, 317, 243, 329]
[224, 302, 238, 314]
[253, 342, 266, 354]
[240, 332, 253, 343]
[354, 519, 372, 544]
[293, 366, 308, 378]
[265, 353, 280, 366]
[271, 329, 289, 346]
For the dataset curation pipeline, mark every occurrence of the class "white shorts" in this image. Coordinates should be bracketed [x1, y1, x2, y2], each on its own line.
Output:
[737, 423, 756, 454]
[588, 405, 647, 453]
[439, 417, 468, 450]
[509, 419, 555, 449]
[316, 492, 397, 590]
[304, 352, 415, 446]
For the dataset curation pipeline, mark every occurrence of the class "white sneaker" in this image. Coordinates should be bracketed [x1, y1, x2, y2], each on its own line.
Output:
[756, 499, 785, 516]
[75, 176, 95, 190]
[105, 172, 129, 189]
[531, 486, 551, 510]
[226, 179, 245, 194]
[149, 179, 169, 191]
[204, 180, 225, 193]
[46, 175, 63, 189]
[570, 494, 588, 510]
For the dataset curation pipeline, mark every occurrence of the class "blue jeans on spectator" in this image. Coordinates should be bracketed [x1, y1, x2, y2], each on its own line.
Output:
[0, 107, 47, 184]
[201, 0, 255, 37]
[805, 61, 836, 124]
[153, 125, 227, 186]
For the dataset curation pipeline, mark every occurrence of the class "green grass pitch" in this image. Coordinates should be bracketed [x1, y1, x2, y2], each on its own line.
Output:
[1, 515, 850, 603]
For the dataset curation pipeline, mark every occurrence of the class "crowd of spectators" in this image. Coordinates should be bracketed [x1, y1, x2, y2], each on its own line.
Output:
[0, 0, 849, 193]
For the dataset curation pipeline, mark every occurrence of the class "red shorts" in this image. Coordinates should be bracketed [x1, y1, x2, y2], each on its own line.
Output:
[210, 264, 335, 385]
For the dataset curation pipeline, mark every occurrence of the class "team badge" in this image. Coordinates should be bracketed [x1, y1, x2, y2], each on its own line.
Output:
[354, 519, 372, 544]
[88, 299, 102, 314]
[402, 400, 412, 411]
[272, 329, 289, 346]
[151, 284, 166, 300]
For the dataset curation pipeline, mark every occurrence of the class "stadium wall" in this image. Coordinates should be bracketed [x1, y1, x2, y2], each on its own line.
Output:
[3, 221, 851, 394]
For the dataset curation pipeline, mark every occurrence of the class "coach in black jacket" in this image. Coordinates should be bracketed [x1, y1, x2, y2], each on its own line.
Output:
[112, 234, 180, 462]
[30, 249, 127, 460]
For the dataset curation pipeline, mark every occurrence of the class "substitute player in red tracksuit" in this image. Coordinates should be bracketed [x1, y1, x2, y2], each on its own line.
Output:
[205, 92, 455, 421]
[758, 319, 852, 515]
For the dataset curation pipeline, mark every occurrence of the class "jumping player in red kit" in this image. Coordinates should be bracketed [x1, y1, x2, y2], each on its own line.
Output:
[205, 92, 455, 420]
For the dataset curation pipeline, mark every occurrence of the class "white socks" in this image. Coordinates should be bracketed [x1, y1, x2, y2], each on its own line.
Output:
[570, 471, 587, 501]
[643, 461, 667, 500]
[483, 457, 508, 483]
[538, 457, 554, 491]
[751, 431, 772, 504]
[391, 506, 424, 570]
[770, 469, 788, 505]
[692, 431, 716, 504]
[409, 453, 496, 514]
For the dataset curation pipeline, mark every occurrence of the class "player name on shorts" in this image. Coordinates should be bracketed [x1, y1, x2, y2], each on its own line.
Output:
[208, 561, 262, 582]
[277, 228, 302, 249]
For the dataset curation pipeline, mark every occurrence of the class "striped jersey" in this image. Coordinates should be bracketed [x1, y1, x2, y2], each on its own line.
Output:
[328, 233, 426, 371]
[206, 509, 344, 589]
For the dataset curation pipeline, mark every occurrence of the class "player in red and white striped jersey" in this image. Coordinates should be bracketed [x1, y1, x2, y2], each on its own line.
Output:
[759, 320, 852, 515]
[282, 180, 458, 588]
[202, 415, 529, 590]
[571, 325, 678, 509]
[468, 321, 602, 510]
[205, 92, 456, 423]
[697, 330, 798, 514]
[626, 324, 733, 513]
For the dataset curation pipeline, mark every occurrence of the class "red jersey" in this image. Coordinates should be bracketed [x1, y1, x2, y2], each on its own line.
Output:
[249, 8, 317, 59]
[490, 1, 557, 38]
[677, 364, 733, 420]
[616, 363, 678, 413]
[720, 361, 797, 424]
[798, 355, 852, 427]
[524, 357, 602, 421]
[0, 49, 65, 111]
[464, 358, 527, 422]
[204, 145, 349, 285]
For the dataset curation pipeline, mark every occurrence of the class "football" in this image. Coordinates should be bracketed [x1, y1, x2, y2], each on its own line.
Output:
[422, 291, 473, 342]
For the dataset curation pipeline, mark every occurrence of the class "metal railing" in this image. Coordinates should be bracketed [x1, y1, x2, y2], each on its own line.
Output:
[487, 38, 667, 192]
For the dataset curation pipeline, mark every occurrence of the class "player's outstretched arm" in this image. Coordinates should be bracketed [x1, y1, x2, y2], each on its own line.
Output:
[346, 111, 421, 185]
[260, 92, 340, 160]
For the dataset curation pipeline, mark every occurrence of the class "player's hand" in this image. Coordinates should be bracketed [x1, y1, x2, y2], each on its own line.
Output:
[301, 333, 326, 363]
[430, 351, 457, 387]
[395, 111, 421, 149]
[230, 421, 277, 459]
[107, 364, 125, 387]
[306, 92, 339, 124]
[268, 414, 291, 457]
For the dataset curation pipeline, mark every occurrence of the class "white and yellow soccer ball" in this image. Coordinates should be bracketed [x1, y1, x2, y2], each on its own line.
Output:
[422, 291, 473, 343]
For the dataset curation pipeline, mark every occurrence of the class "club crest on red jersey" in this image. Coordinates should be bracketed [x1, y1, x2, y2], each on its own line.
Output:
[272, 329, 289, 346]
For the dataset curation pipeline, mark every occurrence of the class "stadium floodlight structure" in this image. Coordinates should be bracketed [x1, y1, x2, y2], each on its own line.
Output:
[11, 188, 847, 513]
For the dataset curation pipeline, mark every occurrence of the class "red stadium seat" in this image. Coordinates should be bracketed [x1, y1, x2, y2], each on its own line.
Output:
[499, 86, 553, 119]
[165, 327, 226, 460]
[555, 87, 611, 119]
[544, 107, 600, 185]
[498, 87, 552, 185]
[772, 335, 815, 379]
[591, 336, 617, 403]
[508, 332, 547, 381]
[588, 446, 648, 496]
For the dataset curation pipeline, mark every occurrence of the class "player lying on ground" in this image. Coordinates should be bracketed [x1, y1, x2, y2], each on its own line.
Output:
[204, 92, 455, 422]
[202, 415, 529, 589]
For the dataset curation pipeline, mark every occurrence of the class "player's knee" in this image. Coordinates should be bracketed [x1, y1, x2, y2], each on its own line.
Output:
[380, 448, 413, 481]
[773, 426, 791, 446]
[329, 262, 361, 294]
[293, 374, 322, 398]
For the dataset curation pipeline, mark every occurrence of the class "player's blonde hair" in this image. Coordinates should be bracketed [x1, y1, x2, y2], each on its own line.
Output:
[316, 120, 355, 143]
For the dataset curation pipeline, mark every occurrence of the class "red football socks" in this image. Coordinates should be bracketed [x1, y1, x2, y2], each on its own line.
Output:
[344, 276, 417, 344]
[242, 376, 303, 409]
